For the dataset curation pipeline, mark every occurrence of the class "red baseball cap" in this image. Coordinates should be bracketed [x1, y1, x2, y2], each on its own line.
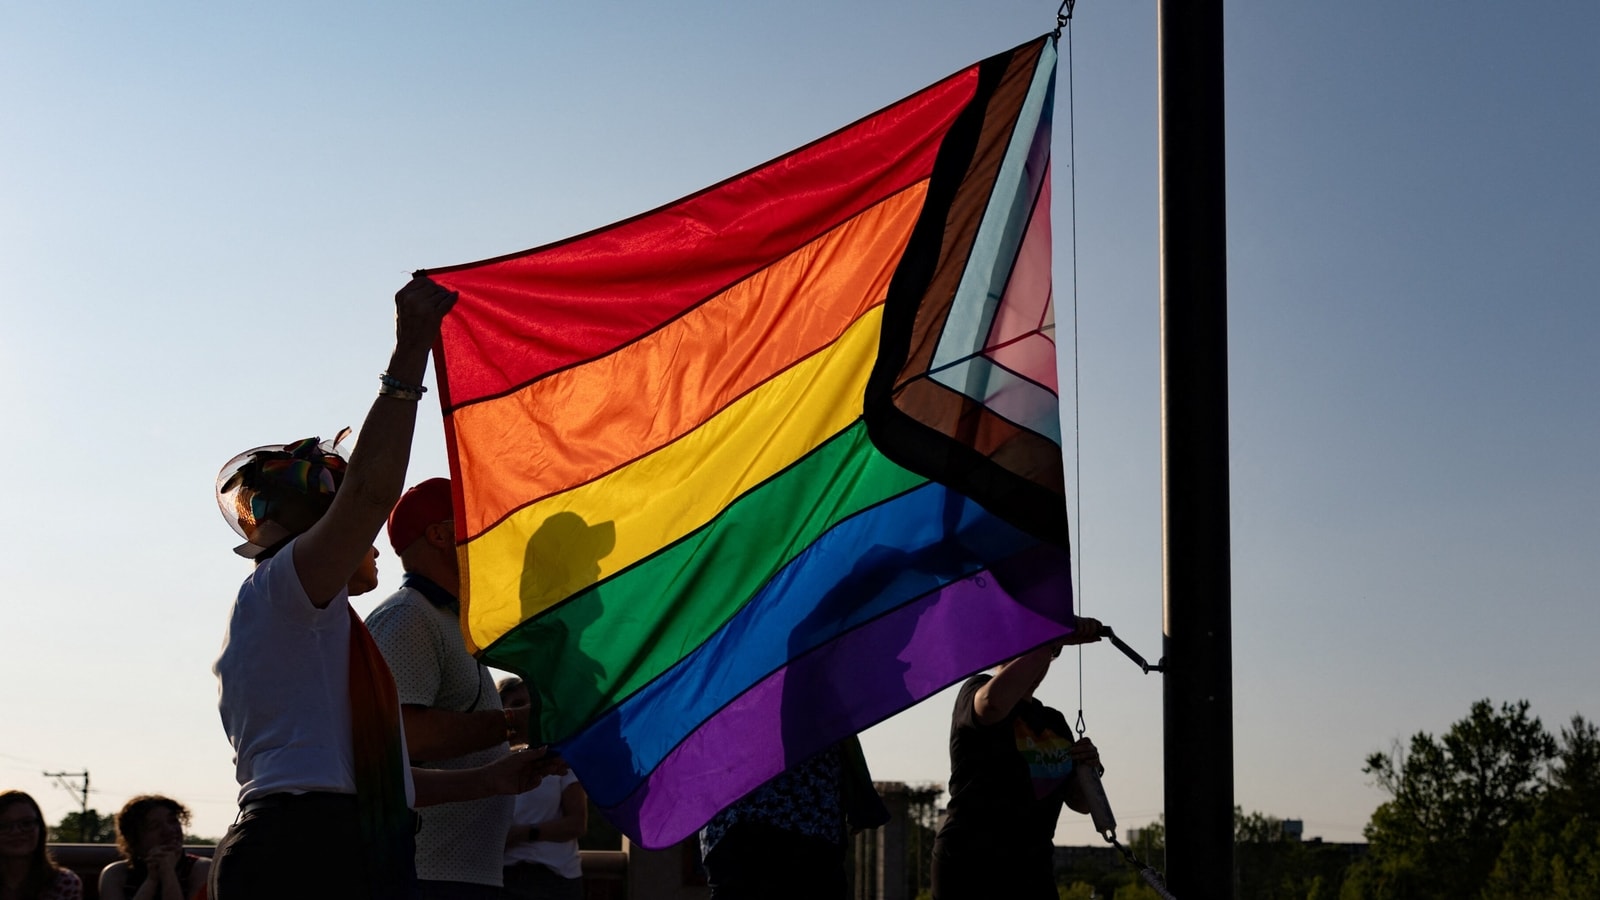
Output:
[388, 477, 454, 555]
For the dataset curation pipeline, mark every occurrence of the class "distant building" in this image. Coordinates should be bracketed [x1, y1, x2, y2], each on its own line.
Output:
[1055, 843, 1122, 872]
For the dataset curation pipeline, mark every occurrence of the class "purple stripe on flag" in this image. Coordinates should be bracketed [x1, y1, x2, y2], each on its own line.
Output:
[599, 541, 1073, 848]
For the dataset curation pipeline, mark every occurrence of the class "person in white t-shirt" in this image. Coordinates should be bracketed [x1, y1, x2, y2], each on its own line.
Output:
[209, 276, 566, 900]
[498, 677, 586, 900]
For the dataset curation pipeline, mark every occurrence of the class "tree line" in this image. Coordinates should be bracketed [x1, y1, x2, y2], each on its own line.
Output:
[1054, 698, 1598, 899]
[1347, 699, 1598, 900]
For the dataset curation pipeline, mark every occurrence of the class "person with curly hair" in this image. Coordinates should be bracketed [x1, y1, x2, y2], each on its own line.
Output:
[98, 795, 208, 900]
[0, 791, 80, 900]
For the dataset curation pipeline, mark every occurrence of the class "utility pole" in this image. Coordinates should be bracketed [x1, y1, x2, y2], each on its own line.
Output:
[43, 770, 90, 841]
[1157, 0, 1234, 897]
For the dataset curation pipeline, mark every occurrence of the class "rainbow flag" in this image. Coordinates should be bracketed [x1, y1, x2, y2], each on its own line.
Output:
[423, 34, 1074, 848]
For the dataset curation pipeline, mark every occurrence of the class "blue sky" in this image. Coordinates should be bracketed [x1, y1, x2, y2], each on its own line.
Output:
[2, 1, 1595, 847]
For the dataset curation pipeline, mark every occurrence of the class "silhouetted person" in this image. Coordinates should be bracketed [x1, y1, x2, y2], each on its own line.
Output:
[499, 676, 587, 900]
[209, 276, 565, 900]
[99, 795, 208, 900]
[697, 737, 885, 900]
[0, 791, 81, 900]
[931, 619, 1105, 900]
[366, 478, 534, 900]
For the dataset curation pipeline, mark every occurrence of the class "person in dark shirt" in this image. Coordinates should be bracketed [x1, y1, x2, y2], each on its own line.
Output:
[931, 618, 1104, 900]
[697, 737, 887, 900]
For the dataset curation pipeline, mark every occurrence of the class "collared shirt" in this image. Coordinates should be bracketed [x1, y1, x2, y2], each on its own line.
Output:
[401, 571, 459, 611]
[366, 575, 510, 886]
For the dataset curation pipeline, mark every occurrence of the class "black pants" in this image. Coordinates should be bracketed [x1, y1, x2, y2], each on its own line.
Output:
[210, 792, 418, 900]
[419, 880, 505, 900]
[503, 862, 583, 900]
[702, 823, 848, 900]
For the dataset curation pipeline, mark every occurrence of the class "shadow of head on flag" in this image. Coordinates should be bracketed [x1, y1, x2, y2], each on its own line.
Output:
[422, 32, 1076, 848]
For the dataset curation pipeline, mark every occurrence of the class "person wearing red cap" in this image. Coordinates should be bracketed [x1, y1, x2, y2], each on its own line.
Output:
[365, 477, 533, 900]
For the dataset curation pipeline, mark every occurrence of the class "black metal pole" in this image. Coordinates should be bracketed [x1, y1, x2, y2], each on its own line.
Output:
[1158, 1, 1234, 898]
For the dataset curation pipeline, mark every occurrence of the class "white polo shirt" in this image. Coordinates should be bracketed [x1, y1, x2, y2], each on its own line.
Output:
[366, 581, 511, 886]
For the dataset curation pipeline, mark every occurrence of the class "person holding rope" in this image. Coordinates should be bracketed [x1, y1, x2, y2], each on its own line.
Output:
[930, 618, 1105, 900]
[209, 276, 566, 900]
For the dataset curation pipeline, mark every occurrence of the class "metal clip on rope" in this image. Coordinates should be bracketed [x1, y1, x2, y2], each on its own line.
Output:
[1054, 0, 1076, 39]
[1109, 836, 1180, 900]
[1066, 725, 1176, 897]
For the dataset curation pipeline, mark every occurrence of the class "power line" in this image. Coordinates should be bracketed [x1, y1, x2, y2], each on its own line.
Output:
[42, 770, 90, 841]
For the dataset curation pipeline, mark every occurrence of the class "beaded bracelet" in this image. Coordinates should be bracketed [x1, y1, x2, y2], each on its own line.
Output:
[378, 373, 427, 402]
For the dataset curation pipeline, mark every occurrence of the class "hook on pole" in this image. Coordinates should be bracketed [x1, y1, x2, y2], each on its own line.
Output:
[1101, 626, 1165, 674]
[1053, 0, 1076, 39]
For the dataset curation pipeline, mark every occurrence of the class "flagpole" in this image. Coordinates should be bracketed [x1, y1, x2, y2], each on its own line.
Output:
[1157, 1, 1235, 897]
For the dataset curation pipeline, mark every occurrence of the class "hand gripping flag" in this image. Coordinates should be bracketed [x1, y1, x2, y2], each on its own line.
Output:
[422, 34, 1074, 848]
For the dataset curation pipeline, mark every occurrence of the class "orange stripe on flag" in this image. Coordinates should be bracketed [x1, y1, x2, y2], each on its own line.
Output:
[459, 307, 885, 644]
[451, 183, 928, 539]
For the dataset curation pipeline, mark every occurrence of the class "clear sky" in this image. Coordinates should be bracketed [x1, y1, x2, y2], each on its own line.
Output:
[2, 1, 1595, 849]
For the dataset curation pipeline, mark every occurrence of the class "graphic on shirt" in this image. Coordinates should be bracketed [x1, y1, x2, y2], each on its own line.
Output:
[1014, 718, 1075, 800]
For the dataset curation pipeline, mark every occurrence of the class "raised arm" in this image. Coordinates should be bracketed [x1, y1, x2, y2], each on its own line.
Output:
[973, 617, 1102, 726]
[293, 276, 456, 607]
[973, 643, 1058, 726]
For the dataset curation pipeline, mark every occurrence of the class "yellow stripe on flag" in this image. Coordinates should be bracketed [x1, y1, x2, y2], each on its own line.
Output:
[462, 307, 885, 649]
[448, 183, 926, 539]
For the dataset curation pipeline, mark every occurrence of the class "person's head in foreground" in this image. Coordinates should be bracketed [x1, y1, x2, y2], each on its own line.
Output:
[496, 675, 530, 711]
[387, 476, 458, 589]
[214, 428, 381, 595]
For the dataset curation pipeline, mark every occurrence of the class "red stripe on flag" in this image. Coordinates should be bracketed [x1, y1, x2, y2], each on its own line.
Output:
[429, 67, 980, 407]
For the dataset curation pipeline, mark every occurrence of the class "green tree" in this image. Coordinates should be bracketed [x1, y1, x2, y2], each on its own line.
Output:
[1129, 816, 1165, 874]
[1546, 715, 1600, 819]
[1235, 806, 1359, 900]
[1236, 807, 1286, 844]
[1056, 816, 1165, 899]
[1114, 881, 1168, 900]
[48, 808, 116, 843]
[1482, 715, 1600, 900]
[1344, 698, 1557, 900]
